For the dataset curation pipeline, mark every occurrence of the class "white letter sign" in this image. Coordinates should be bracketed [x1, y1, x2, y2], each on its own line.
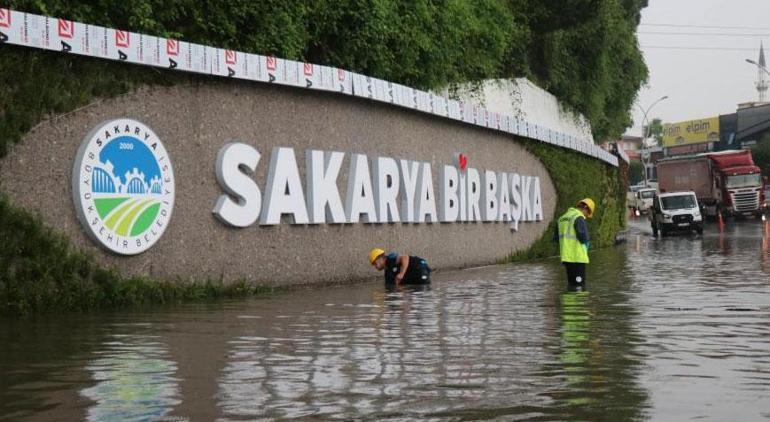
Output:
[260, 147, 309, 225]
[213, 142, 261, 228]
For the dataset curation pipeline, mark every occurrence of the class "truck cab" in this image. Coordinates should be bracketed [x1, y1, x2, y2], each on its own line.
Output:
[707, 150, 765, 217]
[715, 170, 765, 217]
[649, 191, 703, 237]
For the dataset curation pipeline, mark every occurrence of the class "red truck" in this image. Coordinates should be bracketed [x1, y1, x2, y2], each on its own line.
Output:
[657, 149, 766, 218]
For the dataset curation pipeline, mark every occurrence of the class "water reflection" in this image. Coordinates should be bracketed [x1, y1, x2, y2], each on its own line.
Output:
[628, 219, 770, 420]
[5, 220, 770, 419]
[761, 221, 770, 274]
[80, 331, 180, 421]
[537, 243, 649, 421]
[216, 267, 563, 419]
[558, 289, 592, 406]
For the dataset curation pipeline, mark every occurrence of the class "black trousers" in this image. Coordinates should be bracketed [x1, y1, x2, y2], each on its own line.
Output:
[563, 262, 586, 284]
[385, 260, 432, 285]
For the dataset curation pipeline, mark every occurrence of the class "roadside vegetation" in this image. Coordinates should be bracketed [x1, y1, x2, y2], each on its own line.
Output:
[1, 0, 648, 157]
[509, 140, 627, 262]
[0, 194, 283, 315]
[752, 136, 770, 176]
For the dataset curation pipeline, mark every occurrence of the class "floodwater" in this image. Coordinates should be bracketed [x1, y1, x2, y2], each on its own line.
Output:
[2, 218, 770, 421]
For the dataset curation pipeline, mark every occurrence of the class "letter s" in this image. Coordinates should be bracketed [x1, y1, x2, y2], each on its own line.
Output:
[212, 143, 262, 227]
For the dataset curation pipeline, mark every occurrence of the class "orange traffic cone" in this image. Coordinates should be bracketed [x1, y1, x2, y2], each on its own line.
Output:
[718, 211, 725, 231]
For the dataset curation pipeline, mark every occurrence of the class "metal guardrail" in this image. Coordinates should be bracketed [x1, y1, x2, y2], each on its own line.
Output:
[0, 8, 618, 167]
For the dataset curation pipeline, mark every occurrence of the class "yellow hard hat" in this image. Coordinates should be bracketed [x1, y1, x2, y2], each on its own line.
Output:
[368, 248, 386, 264]
[577, 198, 595, 218]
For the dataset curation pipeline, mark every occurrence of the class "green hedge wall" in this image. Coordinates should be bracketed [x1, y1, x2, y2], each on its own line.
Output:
[0, 194, 283, 315]
[509, 141, 627, 262]
[0, 46, 190, 158]
[3, 0, 647, 142]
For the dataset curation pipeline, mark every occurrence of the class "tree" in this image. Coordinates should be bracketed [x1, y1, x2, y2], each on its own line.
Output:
[752, 136, 770, 177]
[3, 0, 649, 145]
[512, 0, 649, 141]
[643, 118, 663, 146]
[629, 161, 644, 185]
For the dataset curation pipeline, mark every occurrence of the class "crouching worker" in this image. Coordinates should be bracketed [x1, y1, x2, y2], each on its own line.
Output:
[368, 248, 431, 285]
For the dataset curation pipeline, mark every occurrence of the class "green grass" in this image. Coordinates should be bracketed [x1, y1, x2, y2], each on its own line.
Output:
[94, 197, 130, 218]
[131, 203, 161, 236]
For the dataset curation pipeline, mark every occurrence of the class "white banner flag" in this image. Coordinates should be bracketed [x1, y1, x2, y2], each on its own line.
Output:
[138, 34, 160, 66]
[282, 59, 302, 87]
[336, 68, 353, 95]
[351, 72, 371, 98]
[0, 7, 611, 166]
[415, 90, 432, 113]
[0, 9, 19, 45]
[432, 95, 448, 117]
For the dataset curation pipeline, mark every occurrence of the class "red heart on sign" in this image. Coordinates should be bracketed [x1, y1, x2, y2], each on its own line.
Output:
[458, 154, 468, 171]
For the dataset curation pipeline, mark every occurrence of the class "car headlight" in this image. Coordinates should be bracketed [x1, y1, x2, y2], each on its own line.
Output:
[663, 214, 671, 219]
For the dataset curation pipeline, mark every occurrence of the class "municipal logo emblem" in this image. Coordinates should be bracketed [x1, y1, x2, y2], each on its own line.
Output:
[72, 119, 174, 255]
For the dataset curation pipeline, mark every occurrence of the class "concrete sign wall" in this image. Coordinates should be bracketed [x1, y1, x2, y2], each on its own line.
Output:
[0, 8, 629, 286]
[0, 82, 556, 285]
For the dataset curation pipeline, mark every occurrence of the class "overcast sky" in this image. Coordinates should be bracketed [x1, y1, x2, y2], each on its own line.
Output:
[629, 0, 770, 137]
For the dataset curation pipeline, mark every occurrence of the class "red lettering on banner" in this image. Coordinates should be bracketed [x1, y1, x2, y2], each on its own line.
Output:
[115, 30, 130, 47]
[225, 50, 236, 65]
[0, 9, 10, 28]
[304, 63, 313, 76]
[166, 39, 179, 56]
[266, 56, 276, 71]
[58, 19, 74, 39]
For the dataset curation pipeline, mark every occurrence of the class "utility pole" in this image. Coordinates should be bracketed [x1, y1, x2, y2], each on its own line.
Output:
[638, 96, 668, 187]
[747, 42, 769, 102]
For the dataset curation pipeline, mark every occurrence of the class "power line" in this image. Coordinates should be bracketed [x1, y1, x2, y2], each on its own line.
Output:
[640, 31, 770, 38]
[642, 23, 770, 31]
[641, 45, 758, 51]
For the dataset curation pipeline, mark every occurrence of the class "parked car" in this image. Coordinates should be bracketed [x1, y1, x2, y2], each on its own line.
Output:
[633, 188, 656, 214]
[649, 191, 703, 237]
[627, 183, 643, 209]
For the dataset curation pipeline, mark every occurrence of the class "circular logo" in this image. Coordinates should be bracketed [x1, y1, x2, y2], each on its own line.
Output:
[72, 119, 175, 255]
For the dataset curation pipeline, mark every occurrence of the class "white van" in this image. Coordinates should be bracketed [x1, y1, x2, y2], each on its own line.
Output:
[633, 188, 656, 214]
[649, 191, 703, 236]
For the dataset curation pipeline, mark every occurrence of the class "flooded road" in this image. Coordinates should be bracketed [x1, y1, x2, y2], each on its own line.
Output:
[2, 218, 770, 421]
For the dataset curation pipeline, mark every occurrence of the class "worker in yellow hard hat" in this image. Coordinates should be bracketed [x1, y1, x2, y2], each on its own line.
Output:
[553, 198, 595, 285]
[369, 248, 432, 285]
